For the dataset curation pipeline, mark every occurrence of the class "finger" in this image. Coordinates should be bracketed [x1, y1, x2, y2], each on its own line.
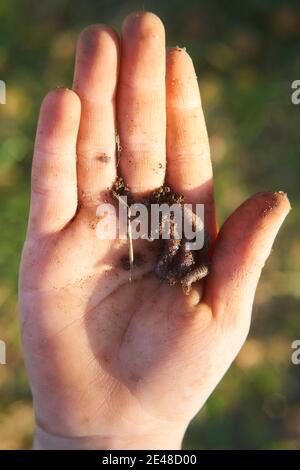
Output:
[73, 25, 119, 206]
[28, 88, 81, 235]
[118, 12, 166, 197]
[205, 191, 291, 334]
[166, 47, 217, 238]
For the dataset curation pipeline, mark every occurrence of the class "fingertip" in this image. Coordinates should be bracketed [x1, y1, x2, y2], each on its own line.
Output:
[167, 46, 194, 68]
[166, 47, 196, 86]
[209, 190, 291, 295]
[41, 88, 81, 122]
[36, 88, 81, 153]
[245, 191, 291, 229]
[166, 47, 200, 108]
[77, 24, 119, 57]
[259, 190, 291, 214]
[35, 87, 81, 158]
[122, 11, 165, 40]
[73, 24, 119, 101]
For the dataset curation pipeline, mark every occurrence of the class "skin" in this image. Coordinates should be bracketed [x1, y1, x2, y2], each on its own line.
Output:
[19, 12, 291, 450]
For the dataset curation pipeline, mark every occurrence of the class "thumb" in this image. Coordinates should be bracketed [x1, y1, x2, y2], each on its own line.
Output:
[204, 191, 291, 335]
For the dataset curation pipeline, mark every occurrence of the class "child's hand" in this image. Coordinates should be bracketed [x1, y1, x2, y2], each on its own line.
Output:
[19, 12, 290, 450]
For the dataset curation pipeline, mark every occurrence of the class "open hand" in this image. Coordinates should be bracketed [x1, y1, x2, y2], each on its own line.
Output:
[19, 12, 290, 450]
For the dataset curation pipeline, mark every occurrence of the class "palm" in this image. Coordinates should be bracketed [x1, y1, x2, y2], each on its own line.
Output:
[21, 206, 219, 434]
[20, 12, 289, 444]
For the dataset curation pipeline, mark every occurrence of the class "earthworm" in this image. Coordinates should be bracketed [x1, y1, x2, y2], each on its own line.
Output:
[155, 217, 181, 280]
[181, 263, 210, 295]
[111, 179, 211, 293]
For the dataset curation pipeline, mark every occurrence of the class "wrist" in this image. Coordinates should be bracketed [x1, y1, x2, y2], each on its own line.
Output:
[33, 424, 185, 450]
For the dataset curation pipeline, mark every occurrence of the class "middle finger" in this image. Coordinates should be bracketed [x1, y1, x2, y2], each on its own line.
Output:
[118, 12, 166, 198]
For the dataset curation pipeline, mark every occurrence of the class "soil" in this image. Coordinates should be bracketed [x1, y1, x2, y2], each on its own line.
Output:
[97, 153, 111, 163]
[111, 177, 210, 294]
[111, 176, 134, 206]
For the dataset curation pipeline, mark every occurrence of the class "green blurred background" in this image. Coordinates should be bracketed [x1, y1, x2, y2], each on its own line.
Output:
[0, 0, 300, 449]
